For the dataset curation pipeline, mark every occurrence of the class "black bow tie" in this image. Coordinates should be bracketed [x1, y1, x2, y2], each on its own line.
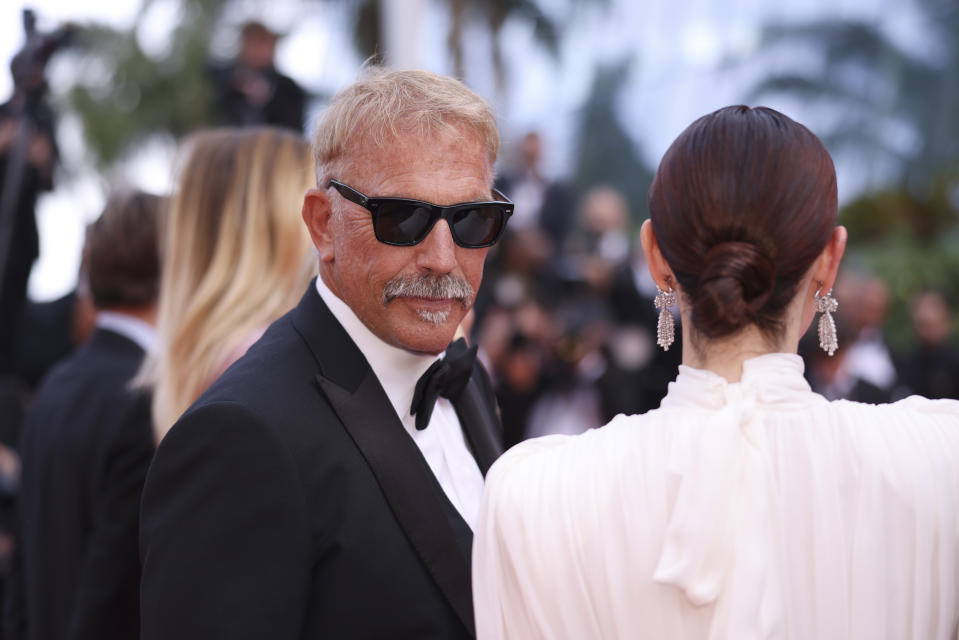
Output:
[410, 338, 478, 431]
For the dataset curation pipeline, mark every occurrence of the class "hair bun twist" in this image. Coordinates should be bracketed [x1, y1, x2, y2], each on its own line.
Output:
[692, 241, 776, 338]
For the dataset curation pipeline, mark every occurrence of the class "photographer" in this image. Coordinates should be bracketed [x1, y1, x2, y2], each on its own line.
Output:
[0, 61, 57, 380]
[209, 20, 305, 132]
[0, 12, 69, 381]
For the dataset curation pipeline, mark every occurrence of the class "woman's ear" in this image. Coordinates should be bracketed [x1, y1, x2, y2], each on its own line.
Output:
[640, 219, 675, 288]
[811, 225, 848, 295]
[302, 188, 335, 263]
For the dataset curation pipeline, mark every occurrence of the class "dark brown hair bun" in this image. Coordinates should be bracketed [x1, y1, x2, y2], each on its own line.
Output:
[649, 105, 837, 341]
[696, 241, 776, 338]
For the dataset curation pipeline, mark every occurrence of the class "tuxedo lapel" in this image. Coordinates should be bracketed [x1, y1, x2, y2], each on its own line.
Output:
[292, 284, 475, 636]
[315, 372, 475, 634]
[453, 363, 503, 476]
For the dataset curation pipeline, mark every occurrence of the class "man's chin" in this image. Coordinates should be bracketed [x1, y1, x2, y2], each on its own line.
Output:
[378, 298, 469, 353]
[415, 309, 452, 326]
[395, 318, 462, 355]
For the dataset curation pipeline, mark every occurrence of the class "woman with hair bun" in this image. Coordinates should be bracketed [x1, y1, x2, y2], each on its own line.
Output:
[473, 106, 959, 639]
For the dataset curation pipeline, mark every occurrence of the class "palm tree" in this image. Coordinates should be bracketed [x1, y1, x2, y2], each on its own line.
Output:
[751, 0, 959, 351]
[572, 57, 654, 224]
[64, 0, 228, 166]
[65, 0, 601, 166]
[751, 0, 959, 192]
[351, 0, 598, 99]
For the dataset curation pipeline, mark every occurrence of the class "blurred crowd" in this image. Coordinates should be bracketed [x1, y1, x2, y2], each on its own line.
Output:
[0, 15, 957, 640]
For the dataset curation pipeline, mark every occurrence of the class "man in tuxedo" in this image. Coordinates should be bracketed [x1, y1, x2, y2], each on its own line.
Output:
[139, 68, 509, 639]
[12, 190, 162, 639]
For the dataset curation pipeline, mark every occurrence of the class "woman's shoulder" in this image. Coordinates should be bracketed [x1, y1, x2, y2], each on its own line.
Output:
[486, 434, 576, 487]
[886, 394, 959, 414]
[486, 412, 664, 488]
[822, 396, 959, 484]
[828, 394, 959, 427]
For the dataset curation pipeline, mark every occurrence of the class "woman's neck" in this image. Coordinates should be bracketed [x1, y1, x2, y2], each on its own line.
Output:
[669, 273, 817, 383]
[680, 324, 795, 383]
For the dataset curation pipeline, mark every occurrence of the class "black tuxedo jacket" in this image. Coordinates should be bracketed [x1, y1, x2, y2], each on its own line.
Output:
[139, 284, 503, 639]
[14, 327, 154, 640]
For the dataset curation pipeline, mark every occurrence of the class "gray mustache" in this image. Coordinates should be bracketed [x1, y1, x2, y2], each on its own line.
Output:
[382, 274, 475, 306]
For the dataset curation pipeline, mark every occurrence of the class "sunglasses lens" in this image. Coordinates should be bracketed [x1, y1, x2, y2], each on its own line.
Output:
[375, 203, 434, 245]
[451, 206, 505, 247]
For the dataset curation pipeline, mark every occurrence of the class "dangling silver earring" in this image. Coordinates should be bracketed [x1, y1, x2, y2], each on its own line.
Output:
[814, 283, 839, 356]
[654, 284, 677, 351]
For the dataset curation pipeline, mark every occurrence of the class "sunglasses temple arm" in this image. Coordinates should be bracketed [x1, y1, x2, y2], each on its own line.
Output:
[330, 180, 371, 209]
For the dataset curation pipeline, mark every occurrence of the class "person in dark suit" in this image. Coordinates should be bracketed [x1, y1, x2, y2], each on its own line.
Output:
[0, 64, 57, 381]
[899, 290, 959, 400]
[494, 131, 574, 253]
[11, 190, 162, 640]
[139, 67, 510, 639]
[209, 20, 306, 132]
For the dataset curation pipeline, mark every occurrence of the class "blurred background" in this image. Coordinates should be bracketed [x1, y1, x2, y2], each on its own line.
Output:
[2, 0, 959, 441]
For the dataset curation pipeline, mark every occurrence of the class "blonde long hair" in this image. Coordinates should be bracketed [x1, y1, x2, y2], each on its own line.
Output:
[142, 127, 316, 441]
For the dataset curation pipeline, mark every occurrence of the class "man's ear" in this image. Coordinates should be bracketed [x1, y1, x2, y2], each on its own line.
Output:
[809, 225, 848, 296]
[302, 188, 335, 263]
[640, 219, 675, 289]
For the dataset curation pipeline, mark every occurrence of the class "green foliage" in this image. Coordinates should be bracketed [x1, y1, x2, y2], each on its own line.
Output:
[841, 173, 959, 242]
[63, 0, 228, 167]
[61, 0, 607, 168]
[753, 5, 959, 191]
[754, 2, 959, 351]
[840, 174, 959, 350]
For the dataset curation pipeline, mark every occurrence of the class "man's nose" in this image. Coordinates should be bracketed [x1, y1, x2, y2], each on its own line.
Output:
[415, 219, 458, 273]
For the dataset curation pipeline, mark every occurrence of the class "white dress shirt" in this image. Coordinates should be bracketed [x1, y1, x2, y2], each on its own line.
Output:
[96, 311, 157, 353]
[474, 353, 959, 639]
[315, 277, 485, 528]
[844, 328, 898, 390]
[508, 172, 546, 230]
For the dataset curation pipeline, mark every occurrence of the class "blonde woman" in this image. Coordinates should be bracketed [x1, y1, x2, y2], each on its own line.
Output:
[142, 127, 315, 440]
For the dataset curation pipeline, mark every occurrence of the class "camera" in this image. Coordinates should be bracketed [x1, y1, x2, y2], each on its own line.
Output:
[10, 9, 75, 94]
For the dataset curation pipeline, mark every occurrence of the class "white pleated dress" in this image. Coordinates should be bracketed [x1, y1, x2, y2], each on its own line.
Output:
[473, 353, 959, 639]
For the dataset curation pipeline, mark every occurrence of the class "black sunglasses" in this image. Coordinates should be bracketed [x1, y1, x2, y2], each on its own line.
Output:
[327, 179, 513, 248]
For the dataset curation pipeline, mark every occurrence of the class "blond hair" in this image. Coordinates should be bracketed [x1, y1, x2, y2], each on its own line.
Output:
[141, 127, 316, 441]
[312, 67, 499, 183]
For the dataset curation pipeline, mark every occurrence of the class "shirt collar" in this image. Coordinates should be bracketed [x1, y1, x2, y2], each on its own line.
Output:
[95, 311, 157, 353]
[662, 353, 814, 411]
[315, 276, 441, 423]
